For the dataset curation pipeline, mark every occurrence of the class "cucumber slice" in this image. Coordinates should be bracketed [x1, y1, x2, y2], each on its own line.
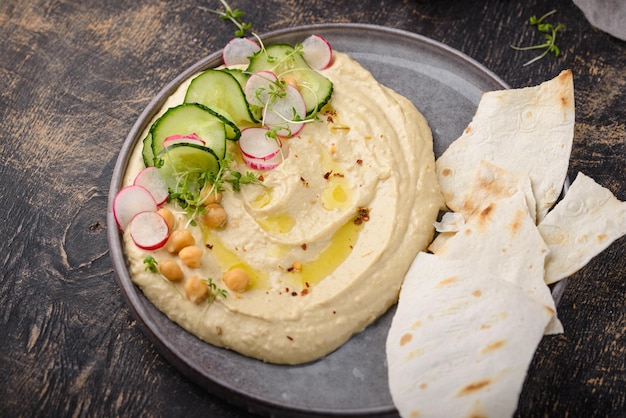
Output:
[156, 143, 220, 193]
[221, 68, 250, 91]
[150, 103, 236, 160]
[141, 132, 154, 167]
[220, 68, 262, 121]
[185, 69, 259, 128]
[247, 44, 333, 115]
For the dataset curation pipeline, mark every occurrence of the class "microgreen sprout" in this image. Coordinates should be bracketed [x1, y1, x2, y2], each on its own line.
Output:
[201, 0, 272, 60]
[205, 277, 228, 305]
[207, 153, 264, 193]
[254, 76, 318, 132]
[142, 256, 185, 296]
[201, 0, 252, 38]
[143, 256, 159, 273]
[511, 9, 566, 66]
[168, 153, 263, 226]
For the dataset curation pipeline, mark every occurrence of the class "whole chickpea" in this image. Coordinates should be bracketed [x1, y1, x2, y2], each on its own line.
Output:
[157, 207, 175, 232]
[184, 276, 208, 303]
[179, 246, 202, 268]
[200, 203, 228, 229]
[159, 259, 184, 282]
[222, 267, 250, 293]
[165, 229, 195, 254]
[200, 185, 223, 206]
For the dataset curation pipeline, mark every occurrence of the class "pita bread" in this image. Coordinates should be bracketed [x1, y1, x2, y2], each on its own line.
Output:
[433, 211, 465, 233]
[462, 160, 537, 223]
[387, 71, 626, 418]
[431, 189, 562, 334]
[539, 172, 626, 284]
[436, 70, 574, 222]
[429, 212, 464, 253]
[430, 160, 537, 253]
[387, 252, 552, 418]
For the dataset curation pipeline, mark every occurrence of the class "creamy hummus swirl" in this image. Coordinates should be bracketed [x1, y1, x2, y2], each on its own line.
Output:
[123, 52, 443, 364]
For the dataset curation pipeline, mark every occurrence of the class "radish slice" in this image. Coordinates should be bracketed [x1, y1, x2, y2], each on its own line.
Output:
[242, 143, 290, 171]
[240, 130, 290, 171]
[161, 133, 205, 148]
[242, 156, 279, 171]
[223, 37, 261, 66]
[113, 185, 158, 232]
[301, 34, 333, 70]
[133, 166, 169, 206]
[244, 71, 279, 108]
[262, 84, 306, 137]
[128, 211, 170, 250]
[238, 127, 282, 161]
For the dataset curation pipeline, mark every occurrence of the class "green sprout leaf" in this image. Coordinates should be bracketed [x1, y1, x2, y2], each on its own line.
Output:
[143, 256, 159, 273]
[205, 277, 228, 305]
[207, 152, 264, 194]
[511, 9, 566, 66]
[200, 0, 253, 38]
[168, 152, 264, 227]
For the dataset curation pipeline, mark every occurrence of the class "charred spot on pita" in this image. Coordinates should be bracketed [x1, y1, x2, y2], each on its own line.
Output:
[457, 379, 492, 397]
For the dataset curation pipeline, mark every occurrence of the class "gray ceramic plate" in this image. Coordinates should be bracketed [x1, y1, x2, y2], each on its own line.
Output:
[108, 23, 565, 417]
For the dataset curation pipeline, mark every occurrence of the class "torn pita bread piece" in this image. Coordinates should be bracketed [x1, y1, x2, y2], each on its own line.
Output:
[462, 160, 538, 224]
[431, 161, 535, 252]
[433, 211, 465, 233]
[539, 172, 626, 284]
[436, 70, 574, 223]
[430, 189, 562, 334]
[429, 212, 464, 253]
[387, 252, 552, 418]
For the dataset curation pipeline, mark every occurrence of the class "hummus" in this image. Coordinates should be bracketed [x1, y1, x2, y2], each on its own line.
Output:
[122, 52, 443, 364]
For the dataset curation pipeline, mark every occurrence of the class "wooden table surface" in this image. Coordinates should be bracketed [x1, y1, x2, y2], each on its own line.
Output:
[1, 0, 625, 416]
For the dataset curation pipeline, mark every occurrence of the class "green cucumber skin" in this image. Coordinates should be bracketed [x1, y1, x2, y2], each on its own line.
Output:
[149, 103, 238, 162]
[185, 68, 258, 127]
[247, 44, 333, 116]
[140, 42, 334, 194]
[221, 68, 250, 89]
[141, 133, 154, 167]
[156, 142, 220, 192]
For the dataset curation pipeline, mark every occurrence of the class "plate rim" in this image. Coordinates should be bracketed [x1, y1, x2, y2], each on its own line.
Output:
[107, 23, 517, 417]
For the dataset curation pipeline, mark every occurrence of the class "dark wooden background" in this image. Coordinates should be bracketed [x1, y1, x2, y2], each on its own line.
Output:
[1, 0, 625, 416]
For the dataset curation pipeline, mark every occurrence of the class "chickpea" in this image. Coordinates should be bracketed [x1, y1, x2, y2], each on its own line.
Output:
[222, 267, 250, 293]
[165, 229, 195, 254]
[157, 207, 175, 232]
[159, 259, 184, 282]
[184, 276, 208, 303]
[200, 203, 228, 229]
[200, 186, 222, 206]
[179, 246, 202, 268]
[283, 76, 298, 88]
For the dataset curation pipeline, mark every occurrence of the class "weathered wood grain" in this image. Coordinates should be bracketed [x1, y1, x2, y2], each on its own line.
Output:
[1, 0, 624, 417]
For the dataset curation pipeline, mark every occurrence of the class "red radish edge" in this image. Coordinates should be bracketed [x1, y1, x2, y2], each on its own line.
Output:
[223, 37, 261, 66]
[241, 138, 290, 171]
[113, 185, 158, 232]
[162, 133, 205, 148]
[128, 211, 170, 250]
[133, 166, 169, 205]
[238, 127, 283, 161]
[301, 34, 333, 70]
[239, 128, 289, 170]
